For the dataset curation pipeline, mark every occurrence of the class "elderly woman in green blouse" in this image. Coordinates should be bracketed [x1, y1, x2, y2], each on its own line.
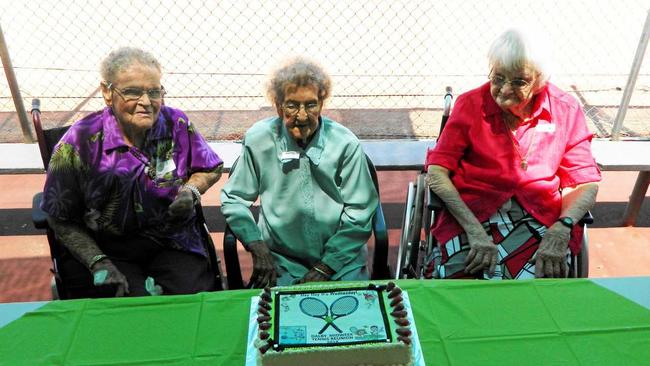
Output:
[221, 57, 379, 287]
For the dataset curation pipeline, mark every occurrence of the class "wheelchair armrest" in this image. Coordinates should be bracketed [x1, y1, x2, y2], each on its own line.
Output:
[32, 192, 49, 229]
[194, 202, 225, 291]
[372, 204, 388, 242]
[223, 224, 245, 290]
[371, 203, 392, 280]
[426, 188, 594, 227]
[426, 188, 444, 211]
[578, 211, 594, 225]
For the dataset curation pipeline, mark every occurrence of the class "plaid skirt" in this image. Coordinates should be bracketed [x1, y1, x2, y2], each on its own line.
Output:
[424, 198, 570, 280]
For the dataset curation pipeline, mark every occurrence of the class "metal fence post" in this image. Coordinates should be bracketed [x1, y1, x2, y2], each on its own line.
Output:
[0, 23, 34, 143]
[611, 9, 650, 141]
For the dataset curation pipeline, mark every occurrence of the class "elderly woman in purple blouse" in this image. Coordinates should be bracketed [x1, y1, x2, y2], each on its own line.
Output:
[41, 47, 223, 297]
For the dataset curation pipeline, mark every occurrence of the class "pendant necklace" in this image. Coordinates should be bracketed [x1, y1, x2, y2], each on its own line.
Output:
[503, 116, 537, 171]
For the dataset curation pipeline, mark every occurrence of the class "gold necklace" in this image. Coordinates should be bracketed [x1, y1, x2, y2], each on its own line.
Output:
[502, 116, 537, 171]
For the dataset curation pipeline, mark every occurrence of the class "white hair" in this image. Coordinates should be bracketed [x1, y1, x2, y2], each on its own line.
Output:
[100, 47, 161, 84]
[487, 27, 553, 82]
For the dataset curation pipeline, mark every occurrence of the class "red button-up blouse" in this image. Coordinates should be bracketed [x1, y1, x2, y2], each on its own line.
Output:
[425, 82, 601, 254]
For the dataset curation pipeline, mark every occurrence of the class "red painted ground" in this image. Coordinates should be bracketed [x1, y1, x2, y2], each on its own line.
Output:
[0, 171, 648, 302]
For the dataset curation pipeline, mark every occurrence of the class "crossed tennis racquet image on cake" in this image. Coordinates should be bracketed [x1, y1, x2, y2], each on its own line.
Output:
[299, 295, 359, 334]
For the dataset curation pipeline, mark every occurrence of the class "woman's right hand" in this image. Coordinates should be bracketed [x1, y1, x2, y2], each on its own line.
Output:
[92, 259, 130, 297]
[464, 230, 498, 277]
[247, 241, 277, 288]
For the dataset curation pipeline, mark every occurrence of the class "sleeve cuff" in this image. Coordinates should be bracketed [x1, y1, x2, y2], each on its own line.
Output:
[240, 233, 263, 248]
[425, 150, 458, 172]
[560, 166, 601, 188]
[321, 255, 345, 273]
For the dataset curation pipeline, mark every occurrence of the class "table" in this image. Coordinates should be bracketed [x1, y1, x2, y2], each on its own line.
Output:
[591, 140, 650, 226]
[1, 278, 649, 365]
[362, 139, 650, 225]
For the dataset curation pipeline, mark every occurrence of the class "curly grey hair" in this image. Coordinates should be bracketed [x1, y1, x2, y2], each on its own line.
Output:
[487, 27, 553, 83]
[100, 47, 161, 84]
[266, 57, 332, 105]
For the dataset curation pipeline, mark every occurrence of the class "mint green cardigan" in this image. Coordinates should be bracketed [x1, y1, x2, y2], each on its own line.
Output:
[220, 116, 378, 279]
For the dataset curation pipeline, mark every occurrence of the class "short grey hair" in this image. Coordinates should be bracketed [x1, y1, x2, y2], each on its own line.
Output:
[266, 57, 332, 105]
[487, 27, 552, 83]
[100, 47, 161, 84]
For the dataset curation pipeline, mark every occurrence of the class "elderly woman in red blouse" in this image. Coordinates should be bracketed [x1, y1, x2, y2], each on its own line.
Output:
[424, 28, 600, 279]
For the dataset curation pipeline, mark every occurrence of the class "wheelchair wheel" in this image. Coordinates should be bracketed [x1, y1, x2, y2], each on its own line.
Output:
[396, 175, 426, 279]
[577, 225, 589, 278]
[417, 180, 437, 278]
[407, 174, 426, 275]
[396, 181, 415, 279]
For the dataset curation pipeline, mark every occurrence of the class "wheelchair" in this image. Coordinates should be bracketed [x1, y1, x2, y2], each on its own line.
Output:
[30, 99, 225, 299]
[222, 154, 392, 289]
[396, 89, 593, 280]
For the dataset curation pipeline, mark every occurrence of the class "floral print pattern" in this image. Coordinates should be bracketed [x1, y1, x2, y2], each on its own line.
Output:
[41, 106, 223, 256]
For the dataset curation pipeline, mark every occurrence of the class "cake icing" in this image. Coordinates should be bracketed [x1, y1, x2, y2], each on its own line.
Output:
[255, 282, 413, 366]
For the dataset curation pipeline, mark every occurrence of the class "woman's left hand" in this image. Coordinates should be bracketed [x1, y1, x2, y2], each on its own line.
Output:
[531, 224, 571, 278]
[167, 189, 195, 224]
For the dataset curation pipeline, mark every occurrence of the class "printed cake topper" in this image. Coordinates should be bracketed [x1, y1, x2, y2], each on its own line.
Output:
[255, 283, 413, 356]
[271, 286, 392, 348]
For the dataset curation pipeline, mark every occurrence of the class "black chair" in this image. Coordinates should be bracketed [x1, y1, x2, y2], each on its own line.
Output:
[30, 99, 224, 299]
[222, 154, 391, 290]
[396, 89, 592, 280]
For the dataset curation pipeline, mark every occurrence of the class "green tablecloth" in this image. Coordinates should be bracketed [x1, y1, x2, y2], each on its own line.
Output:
[1, 278, 649, 365]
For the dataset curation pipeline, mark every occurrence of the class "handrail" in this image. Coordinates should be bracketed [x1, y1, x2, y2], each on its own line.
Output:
[0, 24, 34, 143]
[611, 9, 650, 140]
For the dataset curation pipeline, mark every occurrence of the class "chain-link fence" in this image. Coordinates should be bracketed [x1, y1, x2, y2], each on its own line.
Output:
[1, 0, 649, 142]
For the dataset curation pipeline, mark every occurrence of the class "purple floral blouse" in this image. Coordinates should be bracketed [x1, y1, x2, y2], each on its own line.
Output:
[41, 106, 222, 256]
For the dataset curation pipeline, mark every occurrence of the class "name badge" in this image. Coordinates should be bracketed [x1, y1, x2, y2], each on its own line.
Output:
[535, 123, 556, 133]
[156, 159, 176, 178]
[280, 151, 300, 162]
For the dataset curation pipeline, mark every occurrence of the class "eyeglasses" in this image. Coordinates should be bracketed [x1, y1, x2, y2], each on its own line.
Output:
[488, 70, 535, 90]
[107, 83, 165, 102]
[282, 101, 320, 116]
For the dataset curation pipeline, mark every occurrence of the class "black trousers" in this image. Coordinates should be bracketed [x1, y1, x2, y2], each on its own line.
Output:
[58, 235, 216, 298]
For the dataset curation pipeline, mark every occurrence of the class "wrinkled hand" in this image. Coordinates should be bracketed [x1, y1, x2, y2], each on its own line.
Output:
[531, 224, 570, 278]
[92, 259, 129, 297]
[464, 230, 498, 277]
[296, 263, 334, 284]
[248, 241, 277, 288]
[167, 189, 195, 224]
